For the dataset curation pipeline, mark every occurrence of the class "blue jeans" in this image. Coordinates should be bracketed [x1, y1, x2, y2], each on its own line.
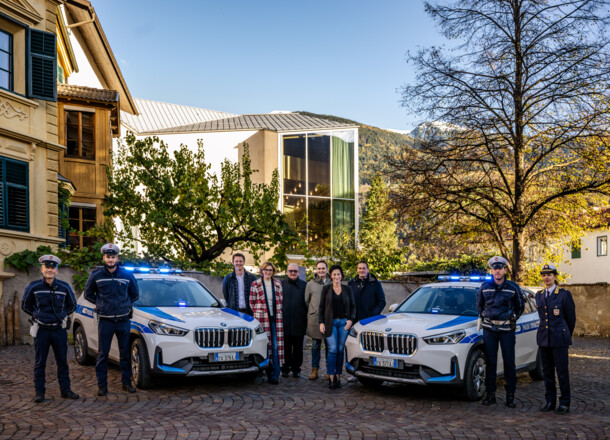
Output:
[326, 318, 348, 376]
[267, 319, 280, 381]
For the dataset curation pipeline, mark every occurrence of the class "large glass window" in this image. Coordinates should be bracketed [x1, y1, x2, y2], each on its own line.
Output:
[281, 130, 356, 255]
[0, 29, 12, 91]
[69, 206, 96, 248]
[65, 110, 95, 159]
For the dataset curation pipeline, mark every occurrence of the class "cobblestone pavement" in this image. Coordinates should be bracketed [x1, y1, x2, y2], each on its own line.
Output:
[0, 336, 608, 439]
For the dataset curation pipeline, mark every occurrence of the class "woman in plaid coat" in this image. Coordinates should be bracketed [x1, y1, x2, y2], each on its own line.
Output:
[249, 261, 284, 384]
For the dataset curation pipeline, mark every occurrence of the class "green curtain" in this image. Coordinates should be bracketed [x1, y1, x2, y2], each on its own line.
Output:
[331, 135, 354, 199]
[332, 200, 355, 249]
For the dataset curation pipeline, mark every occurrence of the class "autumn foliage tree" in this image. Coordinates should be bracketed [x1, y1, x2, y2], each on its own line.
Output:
[390, 0, 610, 282]
[105, 133, 299, 267]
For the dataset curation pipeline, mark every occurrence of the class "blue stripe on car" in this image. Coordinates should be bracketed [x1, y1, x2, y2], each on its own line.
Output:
[76, 304, 94, 318]
[426, 316, 477, 330]
[427, 362, 458, 382]
[138, 307, 185, 323]
[131, 321, 153, 334]
[221, 308, 255, 322]
[156, 352, 185, 372]
[359, 315, 386, 326]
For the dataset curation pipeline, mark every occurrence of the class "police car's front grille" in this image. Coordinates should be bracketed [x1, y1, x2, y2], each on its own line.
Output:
[195, 328, 225, 348]
[228, 327, 252, 347]
[361, 332, 385, 352]
[360, 364, 421, 380]
[387, 334, 417, 355]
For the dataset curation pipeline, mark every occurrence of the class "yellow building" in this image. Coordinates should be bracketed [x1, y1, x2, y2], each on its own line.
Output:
[0, 0, 65, 288]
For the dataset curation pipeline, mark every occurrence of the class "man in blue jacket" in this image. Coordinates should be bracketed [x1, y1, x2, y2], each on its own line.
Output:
[22, 255, 79, 403]
[477, 256, 524, 408]
[84, 243, 139, 396]
[348, 261, 386, 323]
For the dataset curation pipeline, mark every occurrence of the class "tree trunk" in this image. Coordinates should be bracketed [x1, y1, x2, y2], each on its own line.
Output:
[6, 299, 13, 346]
[512, 229, 524, 284]
[12, 292, 20, 345]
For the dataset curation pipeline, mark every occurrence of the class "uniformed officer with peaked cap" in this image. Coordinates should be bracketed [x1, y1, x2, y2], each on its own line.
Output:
[84, 243, 139, 395]
[536, 263, 576, 414]
[22, 255, 79, 403]
[477, 255, 524, 407]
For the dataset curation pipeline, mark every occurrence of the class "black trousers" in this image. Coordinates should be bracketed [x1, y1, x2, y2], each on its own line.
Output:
[34, 326, 70, 394]
[281, 335, 304, 374]
[540, 346, 571, 406]
[96, 318, 131, 387]
[483, 329, 516, 393]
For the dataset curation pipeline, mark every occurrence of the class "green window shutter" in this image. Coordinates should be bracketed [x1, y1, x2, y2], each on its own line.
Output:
[1, 158, 29, 232]
[27, 29, 56, 101]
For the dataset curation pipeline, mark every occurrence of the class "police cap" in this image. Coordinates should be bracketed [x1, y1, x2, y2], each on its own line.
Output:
[488, 256, 508, 269]
[540, 263, 558, 275]
[39, 254, 61, 267]
[101, 243, 120, 255]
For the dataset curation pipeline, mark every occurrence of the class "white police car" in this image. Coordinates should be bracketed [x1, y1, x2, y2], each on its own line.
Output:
[345, 276, 543, 400]
[72, 269, 269, 389]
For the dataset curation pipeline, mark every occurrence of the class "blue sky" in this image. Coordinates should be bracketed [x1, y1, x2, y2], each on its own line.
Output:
[93, 1, 448, 131]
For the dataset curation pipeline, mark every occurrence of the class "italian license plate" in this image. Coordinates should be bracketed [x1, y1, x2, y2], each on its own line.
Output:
[373, 357, 397, 368]
[215, 352, 238, 362]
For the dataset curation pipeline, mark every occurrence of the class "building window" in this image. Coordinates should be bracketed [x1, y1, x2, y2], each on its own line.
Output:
[65, 110, 95, 159]
[0, 28, 12, 91]
[597, 236, 608, 257]
[69, 206, 96, 248]
[282, 130, 356, 255]
[0, 156, 29, 232]
[571, 241, 581, 259]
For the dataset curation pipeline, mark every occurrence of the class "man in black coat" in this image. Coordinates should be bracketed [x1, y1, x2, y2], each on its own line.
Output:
[348, 261, 386, 323]
[281, 263, 307, 378]
[222, 253, 257, 316]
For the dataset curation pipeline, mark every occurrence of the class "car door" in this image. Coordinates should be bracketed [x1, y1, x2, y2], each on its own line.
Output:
[515, 290, 539, 367]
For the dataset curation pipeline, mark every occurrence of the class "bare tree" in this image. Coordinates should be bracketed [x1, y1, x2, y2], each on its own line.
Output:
[391, 0, 610, 281]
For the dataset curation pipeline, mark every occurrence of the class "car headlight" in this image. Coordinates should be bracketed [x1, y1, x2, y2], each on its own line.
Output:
[348, 327, 359, 338]
[423, 330, 466, 345]
[255, 325, 266, 334]
[148, 320, 189, 336]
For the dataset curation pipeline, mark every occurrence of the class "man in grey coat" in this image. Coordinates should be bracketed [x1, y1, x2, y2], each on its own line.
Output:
[305, 259, 331, 380]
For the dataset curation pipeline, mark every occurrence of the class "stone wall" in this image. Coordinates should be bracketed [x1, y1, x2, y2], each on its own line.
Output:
[565, 283, 610, 337]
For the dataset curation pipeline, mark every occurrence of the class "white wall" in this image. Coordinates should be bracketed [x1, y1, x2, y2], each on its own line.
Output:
[558, 229, 610, 284]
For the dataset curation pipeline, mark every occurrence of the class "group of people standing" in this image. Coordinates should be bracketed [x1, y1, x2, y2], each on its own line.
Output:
[222, 255, 386, 389]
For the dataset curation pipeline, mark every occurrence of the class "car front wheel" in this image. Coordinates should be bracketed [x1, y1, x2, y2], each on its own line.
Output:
[131, 338, 153, 389]
[463, 349, 486, 401]
[73, 325, 94, 365]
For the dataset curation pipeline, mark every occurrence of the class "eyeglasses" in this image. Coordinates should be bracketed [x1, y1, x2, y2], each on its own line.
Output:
[262, 268, 274, 272]
[287, 270, 299, 273]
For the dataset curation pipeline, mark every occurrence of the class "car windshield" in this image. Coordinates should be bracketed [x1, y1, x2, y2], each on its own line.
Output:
[395, 285, 479, 316]
[134, 278, 220, 307]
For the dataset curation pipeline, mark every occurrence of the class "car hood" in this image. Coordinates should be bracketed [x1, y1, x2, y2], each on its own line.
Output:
[135, 307, 258, 330]
[356, 313, 478, 336]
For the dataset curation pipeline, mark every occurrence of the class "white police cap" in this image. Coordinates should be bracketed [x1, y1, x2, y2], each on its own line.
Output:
[540, 263, 558, 274]
[39, 254, 61, 267]
[488, 256, 508, 268]
[101, 243, 120, 255]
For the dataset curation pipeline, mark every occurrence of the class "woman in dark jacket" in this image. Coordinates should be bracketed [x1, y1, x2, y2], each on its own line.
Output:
[319, 264, 356, 389]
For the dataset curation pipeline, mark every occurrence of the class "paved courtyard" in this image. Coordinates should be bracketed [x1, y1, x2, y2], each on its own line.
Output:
[0, 336, 608, 439]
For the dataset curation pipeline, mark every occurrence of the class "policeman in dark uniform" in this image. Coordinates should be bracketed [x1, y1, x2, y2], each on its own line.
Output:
[22, 255, 79, 403]
[84, 243, 139, 395]
[536, 263, 576, 414]
[477, 256, 524, 407]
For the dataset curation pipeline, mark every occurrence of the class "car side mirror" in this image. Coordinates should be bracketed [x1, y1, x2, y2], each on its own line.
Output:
[389, 303, 399, 313]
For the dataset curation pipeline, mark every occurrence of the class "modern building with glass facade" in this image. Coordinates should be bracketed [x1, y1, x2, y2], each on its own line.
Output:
[122, 110, 359, 260]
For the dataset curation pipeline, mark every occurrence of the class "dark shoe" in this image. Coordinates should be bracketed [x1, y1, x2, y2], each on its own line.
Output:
[334, 376, 342, 389]
[556, 404, 570, 414]
[97, 386, 108, 397]
[505, 392, 516, 408]
[328, 377, 336, 390]
[482, 391, 496, 405]
[61, 390, 79, 399]
[281, 371, 290, 378]
[122, 383, 137, 393]
[268, 378, 279, 385]
[293, 372, 300, 378]
[34, 393, 45, 403]
[540, 401, 556, 412]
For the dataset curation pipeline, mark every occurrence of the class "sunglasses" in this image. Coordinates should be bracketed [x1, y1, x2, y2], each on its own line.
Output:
[287, 270, 299, 273]
[42, 263, 58, 268]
